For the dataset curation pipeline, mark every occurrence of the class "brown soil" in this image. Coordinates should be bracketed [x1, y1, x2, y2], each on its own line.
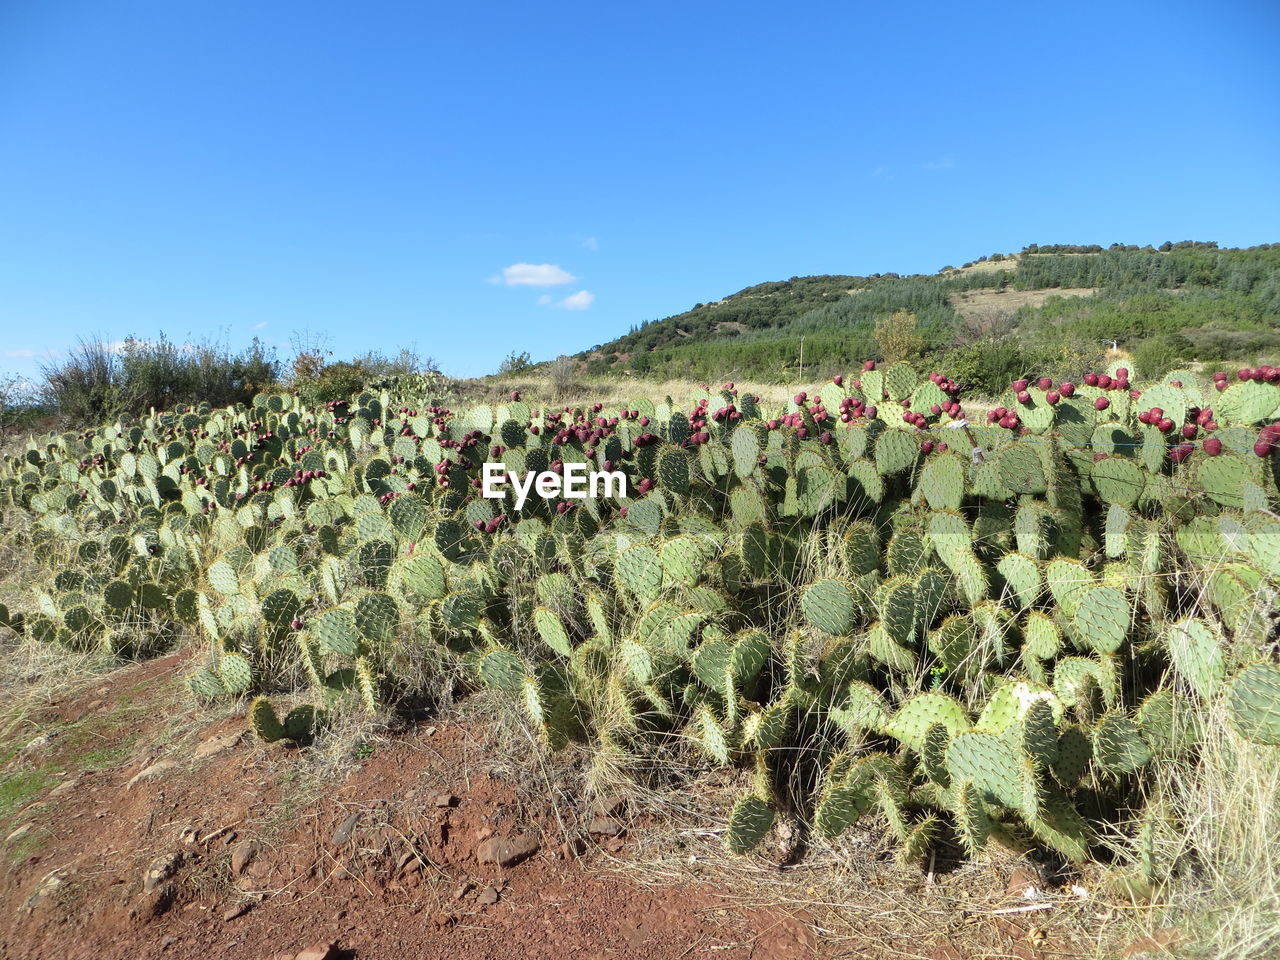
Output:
[0, 656, 1108, 960]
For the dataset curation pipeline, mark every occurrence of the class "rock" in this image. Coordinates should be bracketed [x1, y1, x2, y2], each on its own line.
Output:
[477, 885, 500, 905]
[454, 882, 474, 900]
[590, 794, 626, 817]
[476, 831, 540, 867]
[588, 815, 624, 838]
[1006, 866, 1045, 900]
[222, 901, 252, 921]
[143, 851, 185, 893]
[21, 868, 69, 913]
[135, 880, 176, 920]
[294, 944, 339, 960]
[127, 760, 178, 789]
[6, 824, 32, 844]
[48, 779, 80, 799]
[19, 732, 59, 758]
[193, 730, 244, 760]
[433, 793, 457, 808]
[230, 839, 263, 877]
[329, 812, 362, 847]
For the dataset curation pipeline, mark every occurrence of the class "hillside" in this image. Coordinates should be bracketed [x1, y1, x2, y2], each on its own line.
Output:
[575, 242, 1280, 392]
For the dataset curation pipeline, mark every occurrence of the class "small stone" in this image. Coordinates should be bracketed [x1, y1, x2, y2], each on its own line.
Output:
[19, 732, 59, 758]
[454, 882, 474, 900]
[329, 812, 362, 847]
[590, 794, 626, 818]
[477, 885, 500, 906]
[397, 851, 423, 874]
[588, 816, 624, 838]
[193, 731, 244, 760]
[48, 779, 80, 799]
[230, 839, 263, 877]
[135, 880, 177, 920]
[1006, 866, 1044, 900]
[476, 831, 540, 868]
[294, 944, 339, 960]
[433, 793, 457, 808]
[126, 760, 178, 789]
[143, 851, 185, 893]
[560, 837, 585, 860]
[222, 901, 252, 921]
[21, 868, 68, 912]
[6, 824, 32, 844]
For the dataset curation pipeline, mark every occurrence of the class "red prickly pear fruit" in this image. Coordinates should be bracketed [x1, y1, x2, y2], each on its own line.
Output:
[639, 416, 650, 426]
[832, 375, 843, 386]
[1037, 377, 1052, 390]
[864, 360, 876, 370]
[866, 406, 878, 419]
[1255, 440, 1274, 457]
[618, 505, 628, 518]
[1170, 443, 1194, 464]
[920, 440, 934, 454]
[794, 392, 807, 404]
[819, 431, 833, 444]
[1046, 391, 1060, 404]
[1097, 374, 1113, 389]
[1116, 367, 1129, 379]
[1181, 424, 1198, 439]
[1012, 379, 1028, 392]
[937, 442, 948, 453]
[1016, 390, 1031, 405]
[930, 404, 941, 415]
[1059, 382, 1075, 397]
[1239, 369, 1252, 381]
[1093, 452, 1107, 463]
[509, 390, 520, 401]
[1084, 373, 1099, 386]
[1216, 380, 1228, 391]
[290, 618, 303, 630]
[767, 419, 780, 430]
[1095, 397, 1110, 411]
[1203, 437, 1223, 456]
[473, 520, 485, 531]
[1171, 379, 1183, 387]
[1158, 418, 1174, 433]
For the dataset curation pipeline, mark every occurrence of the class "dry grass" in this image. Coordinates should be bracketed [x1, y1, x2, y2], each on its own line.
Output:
[1113, 707, 1280, 959]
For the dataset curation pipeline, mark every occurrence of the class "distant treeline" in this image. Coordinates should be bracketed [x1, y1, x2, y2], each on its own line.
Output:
[577, 244, 1280, 394]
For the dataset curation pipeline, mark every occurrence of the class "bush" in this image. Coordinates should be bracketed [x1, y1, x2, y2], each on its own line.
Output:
[40, 335, 280, 425]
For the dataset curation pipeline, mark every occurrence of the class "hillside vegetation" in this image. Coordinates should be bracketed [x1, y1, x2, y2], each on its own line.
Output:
[579, 242, 1280, 393]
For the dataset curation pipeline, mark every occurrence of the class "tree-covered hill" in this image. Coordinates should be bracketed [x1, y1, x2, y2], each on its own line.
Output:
[573, 242, 1280, 393]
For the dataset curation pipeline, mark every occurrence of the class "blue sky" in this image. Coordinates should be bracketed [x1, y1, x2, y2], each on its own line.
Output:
[1, 1, 1278, 379]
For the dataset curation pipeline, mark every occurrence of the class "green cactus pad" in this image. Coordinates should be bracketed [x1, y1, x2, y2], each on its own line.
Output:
[1165, 618, 1224, 700]
[724, 793, 775, 855]
[1091, 457, 1144, 507]
[1226, 662, 1280, 745]
[311, 607, 359, 656]
[874, 430, 918, 477]
[801, 578, 858, 636]
[1093, 711, 1153, 774]
[885, 693, 969, 752]
[354, 591, 399, 645]
[249, 697, 284, 743]
[534, 606, 573, 657]
[1072, 585, 1130, 654]
[919, 455, 965, 512]
[218, 651, 253, 693]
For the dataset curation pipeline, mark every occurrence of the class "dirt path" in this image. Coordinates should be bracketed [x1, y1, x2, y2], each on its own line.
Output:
[0, 656, 1110, 960]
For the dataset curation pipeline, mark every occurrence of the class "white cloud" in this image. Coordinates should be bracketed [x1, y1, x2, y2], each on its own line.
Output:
[252, 321, 269, 330]
[490, 263, 576, 287]
[557, 290, 595, 311]
[537, 294, 553, 305]
[582, 236, 599, 251]
[2, 348, 36, 358]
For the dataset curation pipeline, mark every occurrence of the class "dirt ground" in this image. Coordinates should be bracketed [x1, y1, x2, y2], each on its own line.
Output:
[0, 654, 1144, 960]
